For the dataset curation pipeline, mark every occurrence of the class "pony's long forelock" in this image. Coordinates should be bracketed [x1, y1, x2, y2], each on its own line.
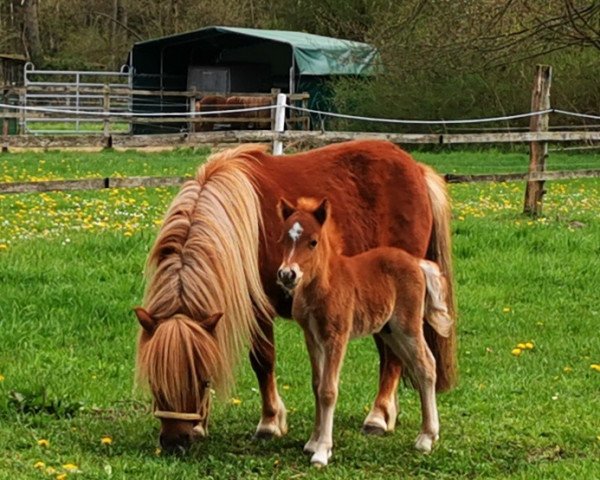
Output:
[139, 144, 273, 400]
[137, 315, 220, 412]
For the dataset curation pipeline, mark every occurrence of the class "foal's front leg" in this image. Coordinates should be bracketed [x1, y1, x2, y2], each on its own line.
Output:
[302, 329, 324, 455]
[311, 333, 349, 467]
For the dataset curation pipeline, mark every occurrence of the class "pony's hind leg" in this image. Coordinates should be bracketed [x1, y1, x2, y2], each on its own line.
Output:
[362, 335, 400, 435]
[250, 317, 287, 440]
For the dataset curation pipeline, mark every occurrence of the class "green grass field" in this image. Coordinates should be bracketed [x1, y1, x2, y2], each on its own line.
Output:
[0, 148, 599, 479]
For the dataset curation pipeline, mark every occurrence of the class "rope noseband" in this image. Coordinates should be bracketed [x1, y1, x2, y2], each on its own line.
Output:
[153, 380, 211, 422]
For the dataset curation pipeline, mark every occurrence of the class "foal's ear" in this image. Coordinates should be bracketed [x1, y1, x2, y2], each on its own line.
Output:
[202, 312, 223, 333]
[277, 198, 296, 221]
[134, 307, 156, 334]
[313, 198, 330, 225]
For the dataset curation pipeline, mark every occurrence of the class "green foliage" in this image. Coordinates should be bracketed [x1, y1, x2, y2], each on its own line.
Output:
[0, 149, 599, 478]
[1, 0, 598, 122]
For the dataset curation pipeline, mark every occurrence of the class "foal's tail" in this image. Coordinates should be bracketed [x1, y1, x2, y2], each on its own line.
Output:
[419, 260, 453, 338]
[422, 165, 457, 392]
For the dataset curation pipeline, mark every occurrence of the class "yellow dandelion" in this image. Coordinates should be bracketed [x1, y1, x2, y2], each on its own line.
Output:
[56, 474, 67, 480]
[0, 244, 7, 250]
[62, 463, 78, 472]
[502, 307, 511, 313]
[230, 397, 242, 405]
[511, 348, 522, 357]
[525, 342, 534, 350]
[37, 439, 49, 447]
[33, 461, 45, 470]
[101, 436, 112, 445]
[0, 374, 5, 382]
[45, 467, 56, 475]
[591, 364, 600, 372]
[517, 343, 527, 349]
[563, 366, 573, 373]
[154, 448, 162, 456]
[282, 384, 290, 390]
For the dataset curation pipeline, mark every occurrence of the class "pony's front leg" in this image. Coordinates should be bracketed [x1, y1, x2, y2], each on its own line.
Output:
[249, 318, 287, 440]
[311, 335, 348, 467]
[362, 335, 400, 435]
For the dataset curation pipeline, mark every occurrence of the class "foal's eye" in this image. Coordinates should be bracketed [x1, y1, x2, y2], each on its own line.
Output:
[309, 239, 318, 249]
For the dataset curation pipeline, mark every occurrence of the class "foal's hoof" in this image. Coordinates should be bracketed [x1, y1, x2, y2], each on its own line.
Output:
[361, 423, 387, 436]
[310, 449, 332, 467]
[303, 440, 317, 454]
[414, 433, 437, 454]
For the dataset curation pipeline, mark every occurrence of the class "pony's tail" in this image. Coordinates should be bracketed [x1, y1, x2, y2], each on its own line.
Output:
[419, 260, 453, 338]
[422, 165, 457, 392]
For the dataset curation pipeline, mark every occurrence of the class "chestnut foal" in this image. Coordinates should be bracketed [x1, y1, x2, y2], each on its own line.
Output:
[277, 198, 452, 467]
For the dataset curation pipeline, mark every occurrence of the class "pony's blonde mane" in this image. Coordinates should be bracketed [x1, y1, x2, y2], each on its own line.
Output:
[138, 144, 273, 400]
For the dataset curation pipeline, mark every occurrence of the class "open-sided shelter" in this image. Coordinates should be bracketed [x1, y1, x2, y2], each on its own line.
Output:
[128, 26, 379, 132]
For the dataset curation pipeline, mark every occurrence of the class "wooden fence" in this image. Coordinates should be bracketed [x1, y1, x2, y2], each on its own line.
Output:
[1, 85, 311, 135]
[1, 65, 599, 216]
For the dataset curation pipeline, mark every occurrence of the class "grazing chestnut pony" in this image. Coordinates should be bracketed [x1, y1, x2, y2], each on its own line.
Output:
[277, 198, 452, 466]
[134, 140, 456, 453]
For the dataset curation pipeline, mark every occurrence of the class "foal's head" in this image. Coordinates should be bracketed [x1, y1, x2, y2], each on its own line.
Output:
[276, 197, 333, 291]
[135, 307, 223, 454]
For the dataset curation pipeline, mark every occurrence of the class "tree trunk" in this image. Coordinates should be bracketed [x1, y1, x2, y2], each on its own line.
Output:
[23, 0, 42, 66]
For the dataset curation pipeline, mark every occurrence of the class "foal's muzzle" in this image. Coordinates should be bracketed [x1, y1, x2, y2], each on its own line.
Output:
[277, 266, 299, 290]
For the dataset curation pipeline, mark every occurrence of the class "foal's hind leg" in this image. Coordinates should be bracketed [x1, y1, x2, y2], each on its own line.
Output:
[362, 335, 400, 435]
[384, 324, 439, 453]
[249, 317, 287, 440]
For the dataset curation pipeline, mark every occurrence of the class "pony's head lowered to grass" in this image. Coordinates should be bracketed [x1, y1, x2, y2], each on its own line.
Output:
[135, 145, 273, 454]
[135, 307, 222, 453]
[276, 197, 341, 292]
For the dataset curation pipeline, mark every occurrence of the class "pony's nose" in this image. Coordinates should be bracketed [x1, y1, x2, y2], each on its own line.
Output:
[159, 431, 193, 455]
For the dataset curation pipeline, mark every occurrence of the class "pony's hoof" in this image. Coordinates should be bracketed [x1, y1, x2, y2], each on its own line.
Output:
[361, 423, 387, 436]
[414, 433, 436, 454]
[310, 449, 332, 467]
[252, 429, 278, 441]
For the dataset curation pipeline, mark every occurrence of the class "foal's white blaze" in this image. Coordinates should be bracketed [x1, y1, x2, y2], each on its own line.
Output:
[289, 221, 304, 241]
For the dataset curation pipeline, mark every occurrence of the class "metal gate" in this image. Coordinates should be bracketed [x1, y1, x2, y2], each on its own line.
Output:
[22, 63, 133, 134]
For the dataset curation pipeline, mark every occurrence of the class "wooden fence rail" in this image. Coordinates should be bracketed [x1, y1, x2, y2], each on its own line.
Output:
[2, 169, 599, 196]
[2, 129, 600, 150]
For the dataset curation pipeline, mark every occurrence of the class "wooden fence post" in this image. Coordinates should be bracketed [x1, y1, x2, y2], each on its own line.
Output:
[2, 91, 9, 153]
[272, 93, 286, 155]
[523, 65, 552, 216]
[18, 89, 26, 135]
[103, 85, 112, 148]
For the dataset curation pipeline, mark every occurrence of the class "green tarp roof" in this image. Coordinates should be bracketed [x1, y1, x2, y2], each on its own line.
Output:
[133, 26, 379, 76]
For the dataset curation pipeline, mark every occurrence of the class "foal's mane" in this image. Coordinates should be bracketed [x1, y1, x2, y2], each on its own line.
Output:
[137, 144, 273, 402]
[296, 197, 344, 255]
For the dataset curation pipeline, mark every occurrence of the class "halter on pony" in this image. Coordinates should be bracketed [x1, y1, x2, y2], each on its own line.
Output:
[153, 378, 211, 422]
